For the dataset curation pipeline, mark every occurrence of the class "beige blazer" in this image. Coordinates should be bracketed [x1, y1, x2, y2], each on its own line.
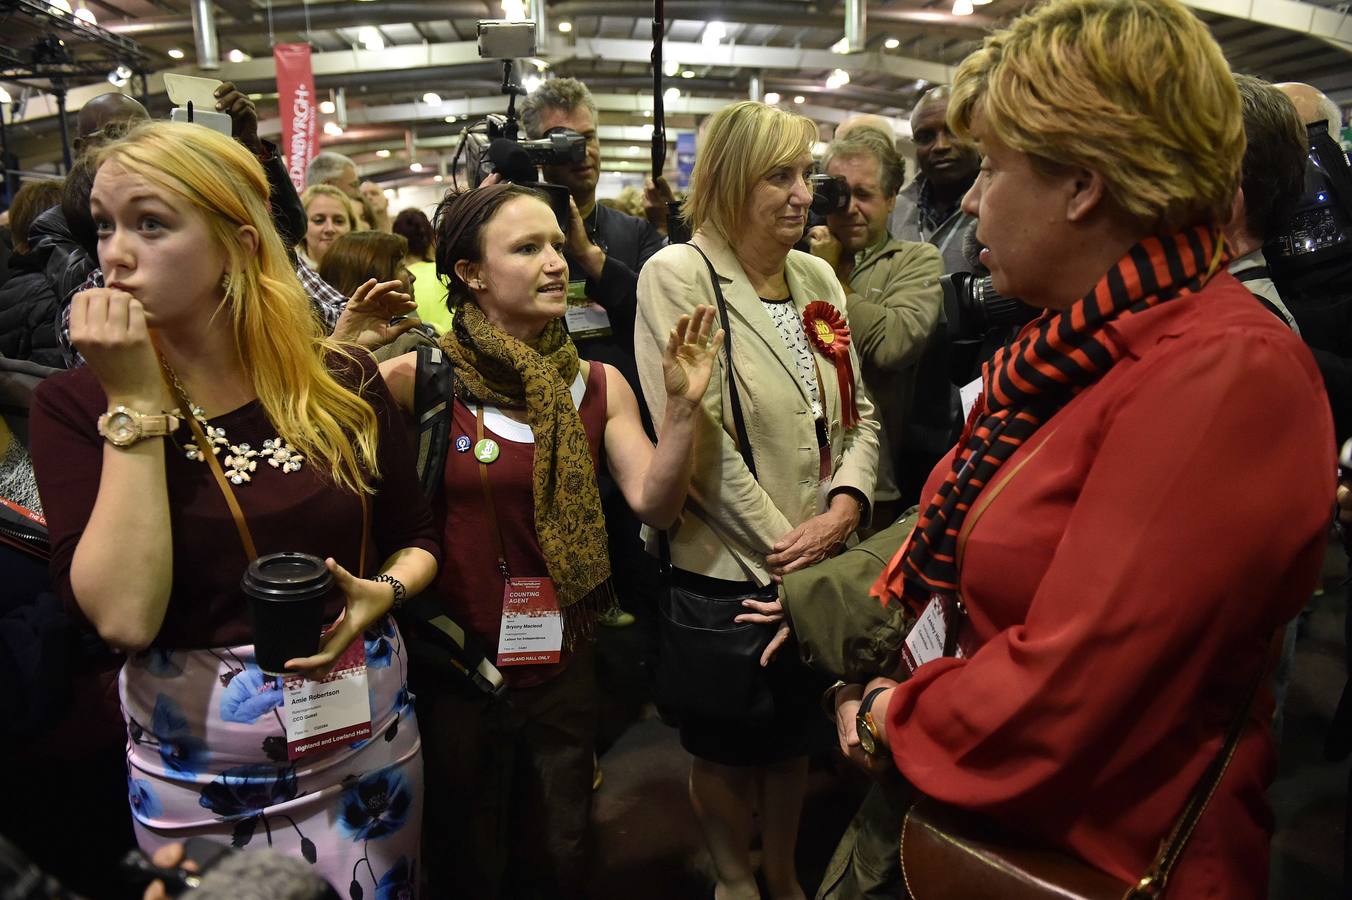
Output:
[635, 230, 880, 585]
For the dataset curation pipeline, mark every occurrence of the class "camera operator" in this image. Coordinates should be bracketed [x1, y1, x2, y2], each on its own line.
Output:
[520, 77, 667, 630]
[889, 87, 980, 274]
[1225, 75, 1305, 332]
[1265, 82, 1352, 442]
[809, 131, 948, 514]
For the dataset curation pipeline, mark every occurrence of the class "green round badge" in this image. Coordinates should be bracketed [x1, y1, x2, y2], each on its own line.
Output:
[473, 438, 500, 464]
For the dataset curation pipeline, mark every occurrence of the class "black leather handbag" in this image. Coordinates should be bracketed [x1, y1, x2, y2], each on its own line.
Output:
[654, 244, 778, 722]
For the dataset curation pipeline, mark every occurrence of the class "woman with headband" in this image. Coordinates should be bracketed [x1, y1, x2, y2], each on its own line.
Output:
[379, 182, 721, 897]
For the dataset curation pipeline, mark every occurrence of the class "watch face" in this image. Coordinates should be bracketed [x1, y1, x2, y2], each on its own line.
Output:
[106, 411, 138, 444]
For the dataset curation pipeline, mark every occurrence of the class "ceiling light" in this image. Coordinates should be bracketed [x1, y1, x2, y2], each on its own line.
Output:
[46, 0, 71, 12]
[627, 145, 641, 155]
[434, 175, 444, 182]
[501, 0, 527, 21]
[830, 37, 849, 54]
[167, 48, 185, 59]
[227, 48, 249, 62]
[74, 7, 96, 24]
[323, 121, 343, 136]
[0, 88, 10, 104]
[702, 21, 726, 47]
[793, 95, 806, 104]
[107, 64, 131, 86]
[357, 27, 384, 50]
[663, 86, 681, 103]
[642, 109, 653, 117]
[764, 92, 780, 105]
[953, 0, 975, 15]
[444, 115, 457, 123]
[422, 92, 442, 105]
[522, 74, 542, 93]
[825, 68, 850, 90]
[681, 70, 694, 79]
[558, 20, 573, 33]
[319, 99, 336, 114]
[409, 162, 423, 173]
[664, 59, 680, 77]
[884, 37, 900, 49]
[376, 149, 391, 158]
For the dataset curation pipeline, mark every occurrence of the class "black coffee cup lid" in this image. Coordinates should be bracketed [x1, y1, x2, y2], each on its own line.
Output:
[241, 552, 334, 603]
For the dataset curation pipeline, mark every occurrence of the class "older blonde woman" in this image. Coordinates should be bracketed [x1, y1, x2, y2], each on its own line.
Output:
[828, 0, 1335, 895]
[636, 101, 879, 899]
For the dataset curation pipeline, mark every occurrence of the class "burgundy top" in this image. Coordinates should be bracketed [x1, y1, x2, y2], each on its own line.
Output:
[30, 353, 441, 650]
[434, 361, 607, 689]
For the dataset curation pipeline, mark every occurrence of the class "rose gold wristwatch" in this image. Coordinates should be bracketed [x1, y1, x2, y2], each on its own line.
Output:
[96, 406, 181, 448]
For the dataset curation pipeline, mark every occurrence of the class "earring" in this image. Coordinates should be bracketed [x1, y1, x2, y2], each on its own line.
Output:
[221, 273, 234, 294]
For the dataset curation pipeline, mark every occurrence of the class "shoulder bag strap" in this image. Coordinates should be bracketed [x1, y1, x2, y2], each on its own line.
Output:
[659, 244, 756, 571]
[163, 372, 369, 577]
[951, 421, 1263, 900]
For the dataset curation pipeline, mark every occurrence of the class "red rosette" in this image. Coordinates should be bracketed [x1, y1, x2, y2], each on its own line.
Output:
[802, 300, 860, 429]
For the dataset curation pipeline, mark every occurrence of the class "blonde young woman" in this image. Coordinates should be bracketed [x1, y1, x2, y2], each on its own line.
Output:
[635, 102, 879, 899]
[300, 183, 357, 268]
[29, 122, 439, 895]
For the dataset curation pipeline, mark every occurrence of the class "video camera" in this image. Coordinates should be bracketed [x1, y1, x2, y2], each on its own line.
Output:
[939, 271, 1039, 343]
[1266, 122, 1352, 282]
[449, 21, 583, 228]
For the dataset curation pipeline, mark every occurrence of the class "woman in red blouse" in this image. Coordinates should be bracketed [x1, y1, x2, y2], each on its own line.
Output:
[830, 0, 1336, 895]
[30, 121, 440, 896]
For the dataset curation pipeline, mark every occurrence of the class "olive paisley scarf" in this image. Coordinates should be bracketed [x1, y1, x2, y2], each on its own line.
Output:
[441, 301, 612, 646]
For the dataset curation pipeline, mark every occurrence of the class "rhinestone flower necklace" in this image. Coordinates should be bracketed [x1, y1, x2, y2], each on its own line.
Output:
[162, 363, 305, 485]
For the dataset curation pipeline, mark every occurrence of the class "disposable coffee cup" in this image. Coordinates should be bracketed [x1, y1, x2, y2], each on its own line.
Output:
[242, 552, 335, 676]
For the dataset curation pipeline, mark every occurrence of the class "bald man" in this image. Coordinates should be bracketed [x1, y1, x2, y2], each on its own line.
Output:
[1276, 82, 1343, 142]
[834, 114, 898, 143]
[73, 92, 149, 155]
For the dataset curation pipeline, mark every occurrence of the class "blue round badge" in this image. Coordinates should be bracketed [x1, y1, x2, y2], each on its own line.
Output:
[454, 435, 472, 453]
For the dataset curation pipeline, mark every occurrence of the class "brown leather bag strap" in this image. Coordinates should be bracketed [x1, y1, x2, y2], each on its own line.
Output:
[163, 371, 259, 562]
[1125, 662, 1264, 899]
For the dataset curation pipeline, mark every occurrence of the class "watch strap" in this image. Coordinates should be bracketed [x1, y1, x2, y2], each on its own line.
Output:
[857, 685, 890, 756]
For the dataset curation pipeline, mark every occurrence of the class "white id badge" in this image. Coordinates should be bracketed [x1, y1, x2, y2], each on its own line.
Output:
[900, 595, 966, 675]
[960, 376, 983, 421]
[563, 280, 613, 339]
[282, 639, 373, 760]
[497, 577, 563, 666]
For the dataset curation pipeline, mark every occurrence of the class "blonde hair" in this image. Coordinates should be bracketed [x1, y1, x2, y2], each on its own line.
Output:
[682, 101, 819, 238]
[97, 121, 381, 494]
[949, 0, 1243, 233]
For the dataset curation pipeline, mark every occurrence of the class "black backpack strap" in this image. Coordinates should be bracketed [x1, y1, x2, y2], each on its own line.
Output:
[413, 344, 456, 502]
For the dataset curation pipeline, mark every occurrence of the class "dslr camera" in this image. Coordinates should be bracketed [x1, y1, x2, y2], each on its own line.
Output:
[808, 174, 850, 228]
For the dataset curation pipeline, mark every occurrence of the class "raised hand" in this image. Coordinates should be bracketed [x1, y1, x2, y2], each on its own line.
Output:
[330, 278, 419, 349]
[661, 304, 723, 405]
[70, 287, 171, 409]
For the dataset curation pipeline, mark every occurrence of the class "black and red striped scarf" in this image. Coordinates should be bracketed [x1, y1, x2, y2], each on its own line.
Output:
[873, 226, 1227, 610]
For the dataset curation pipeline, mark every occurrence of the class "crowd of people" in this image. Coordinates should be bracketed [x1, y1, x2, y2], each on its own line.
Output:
[1, 0, 1349, 896]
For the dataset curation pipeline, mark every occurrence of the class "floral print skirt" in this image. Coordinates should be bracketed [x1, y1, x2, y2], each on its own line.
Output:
[120, 616, 422, 898]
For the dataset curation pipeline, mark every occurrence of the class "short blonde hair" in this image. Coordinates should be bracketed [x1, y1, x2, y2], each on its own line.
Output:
[682, 101, 818, 238]
[301, 184, 358, 226]
[949, 0, 1244, 233]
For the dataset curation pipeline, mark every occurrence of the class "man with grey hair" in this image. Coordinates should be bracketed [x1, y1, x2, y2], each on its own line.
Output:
[519, 78, 667, 616]
[305, 150, 360, 199]
[889, 86, 980, 274]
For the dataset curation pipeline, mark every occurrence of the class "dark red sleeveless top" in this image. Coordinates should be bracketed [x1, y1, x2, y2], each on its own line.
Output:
[433, 361, 608, 688]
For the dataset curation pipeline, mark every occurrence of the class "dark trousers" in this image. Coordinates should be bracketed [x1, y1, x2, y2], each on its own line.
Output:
[417, 645, 598, 899]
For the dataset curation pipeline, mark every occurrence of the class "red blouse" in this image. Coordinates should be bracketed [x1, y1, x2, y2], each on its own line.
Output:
[433, 361, 608, 689]
[887, 273, 1335, 897]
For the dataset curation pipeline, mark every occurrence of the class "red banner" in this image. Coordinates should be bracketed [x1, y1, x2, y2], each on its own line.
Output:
[274, 42, 317, 193]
